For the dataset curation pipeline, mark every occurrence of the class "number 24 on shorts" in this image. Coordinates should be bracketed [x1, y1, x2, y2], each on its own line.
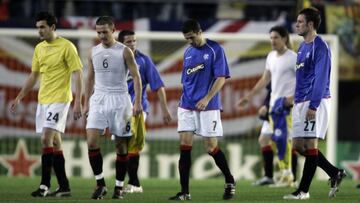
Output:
[47, 112, 59, 123]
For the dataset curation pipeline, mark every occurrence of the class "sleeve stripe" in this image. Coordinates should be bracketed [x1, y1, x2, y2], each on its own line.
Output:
[205, 43, 216, 62]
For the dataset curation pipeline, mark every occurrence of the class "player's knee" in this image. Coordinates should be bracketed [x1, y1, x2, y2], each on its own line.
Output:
[204, 142, 218, 153]
[258, 134, 271, 147]
[115, 140, 128, 153]
[87, 138, 100, 149]
[52, 142, 61, 150]
[116, 146, 128, 154]
[205, 146, 216, 153]
[292, 144, 305, 155]
[52, 139, 62, 149]
[41, 136, 52, 147]
[87, 143, 99, 150]
[180, 140, 192, 146]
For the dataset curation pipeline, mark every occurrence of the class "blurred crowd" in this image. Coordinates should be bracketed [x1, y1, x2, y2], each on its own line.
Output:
[0, 0, 354, 23]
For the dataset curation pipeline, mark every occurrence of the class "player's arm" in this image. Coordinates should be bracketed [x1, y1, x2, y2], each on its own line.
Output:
[156, 87, 172, 124]
[309, 45, 330, 111]
[144, 55, 172, 124]
[236, 69, 271, 110]
[10, 71, 39, 113]
[307, 44, 330, 120]
[83, 50, 94, 117]
[124, 46, 142, 115]
[196, 76, 226, 111]
[72, 69, 83, 120]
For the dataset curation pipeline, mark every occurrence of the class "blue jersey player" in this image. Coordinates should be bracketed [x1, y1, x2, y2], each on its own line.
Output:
[118, 30, 172, 194]
[283, 7, 346, 200]
[169, 19, 235, 201]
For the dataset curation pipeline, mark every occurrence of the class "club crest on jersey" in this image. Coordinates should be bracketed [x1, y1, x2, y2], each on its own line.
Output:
[203, 54, 209, 60]
[306, 52, 310, 58]
[274, 129, 282, 137]
[296, 62, 304, 69]
[187, 64, 205, 75]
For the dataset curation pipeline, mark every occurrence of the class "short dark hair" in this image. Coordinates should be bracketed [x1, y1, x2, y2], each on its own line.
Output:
[96, 16, 114, 28]
[269, 25, 292, 49]
[35, 12, 57, 28]
[182, 19, 201, 34]
[299, 7, 321, 30]
[118, 29, 135, 43]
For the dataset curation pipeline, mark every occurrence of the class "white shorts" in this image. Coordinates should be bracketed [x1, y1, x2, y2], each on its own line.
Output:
[86, 93, 133, 138]
[110, 111, 147, 140]
[292, 99, 330, 139]
[260, 121, 273, 136]
[177, 107, 223, 137]
[36, 103, 70, 134]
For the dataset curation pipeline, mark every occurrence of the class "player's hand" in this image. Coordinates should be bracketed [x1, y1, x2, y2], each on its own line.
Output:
[133, 103, 143, 116]
[306, 109, 316, 121]
[83, 103, 89, 118]
[162, 109, 172, 125]
[236, 97, 250, 111]
[9, 99, 20, 113]
[258, 105, 268, 117]
[73, 102, 82, 120]
[196, 97, 210, 111]
[284, 97, 294, 108]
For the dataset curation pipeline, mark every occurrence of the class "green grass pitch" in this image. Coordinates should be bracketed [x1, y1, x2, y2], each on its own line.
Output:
[0, 177, 359, 202]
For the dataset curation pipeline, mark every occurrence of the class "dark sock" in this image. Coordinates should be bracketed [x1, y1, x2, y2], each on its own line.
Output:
[40, 147, 54, 188]
[261, 145, 274, 178]
[127, 153, 140, 187]
[88, 148, 105, 186]
[179, 145, 192, 194]
[115, 153, 129, 190]
[53, 150, 70, 189]
[298, 149, 318, 193]
[209, 147, 235, 184]
[292, 149, 298, 182]
[317, 150, 338, 178]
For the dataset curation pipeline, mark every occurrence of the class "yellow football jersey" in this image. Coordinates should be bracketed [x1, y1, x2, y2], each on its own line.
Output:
[32, 37, 82, 104]
[128, 113, 146, 153]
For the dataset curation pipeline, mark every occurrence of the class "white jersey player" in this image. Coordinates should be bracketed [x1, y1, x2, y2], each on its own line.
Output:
[237, 26, 297, 188]
[83, 16, 142, 200]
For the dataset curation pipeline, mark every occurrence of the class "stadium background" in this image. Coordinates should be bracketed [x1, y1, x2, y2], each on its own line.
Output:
[0, 0, 360, 183]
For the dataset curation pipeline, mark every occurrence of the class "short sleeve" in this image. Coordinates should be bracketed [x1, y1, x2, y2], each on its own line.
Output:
[31, 46, 40, 72]
[143, 55, 164, 91]
[265, 53, 271, 71]
[290, 52, 297, 71]
[213, 45, 230, 78]
[65, 42, 83, 72]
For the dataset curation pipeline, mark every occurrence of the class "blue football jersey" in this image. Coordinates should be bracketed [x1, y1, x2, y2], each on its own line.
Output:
[128, 50, 164, 113]
[295, 35, 331, 110]
[180, 39, 230, 110]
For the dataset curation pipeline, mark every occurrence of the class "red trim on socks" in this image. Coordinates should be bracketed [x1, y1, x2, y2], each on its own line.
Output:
[42, 147, 54, 154]
[116, 154, 129, 162]
[180, 145, 192, 151]
[305, 149, 318, 156]
[261, 145, 272, 152]
[209, 147, 220, 156]
[54, 150, 63, 155]
[128, 152, 140, 157]
[88, 149, 100, 157]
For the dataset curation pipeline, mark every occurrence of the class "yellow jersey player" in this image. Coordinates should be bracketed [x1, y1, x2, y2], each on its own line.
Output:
[10, 12, 83, 197]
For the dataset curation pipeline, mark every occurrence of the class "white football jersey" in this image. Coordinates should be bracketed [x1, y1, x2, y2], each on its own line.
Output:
[91, 42, 128, 93]
[265, 49, 297, 106]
